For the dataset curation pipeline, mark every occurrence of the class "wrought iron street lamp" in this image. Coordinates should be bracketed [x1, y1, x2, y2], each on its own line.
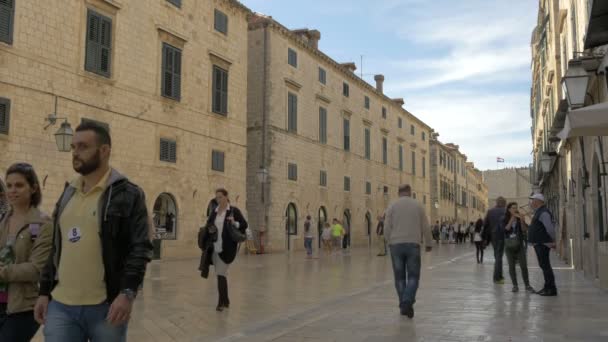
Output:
[539, 153, 555, 174]
[562, 60, 590, 109]
[45, 113, 73, 152]
[256, 167, 269, 184]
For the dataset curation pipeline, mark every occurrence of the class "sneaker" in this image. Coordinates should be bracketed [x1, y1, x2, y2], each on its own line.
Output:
[512, 286, 519, 293]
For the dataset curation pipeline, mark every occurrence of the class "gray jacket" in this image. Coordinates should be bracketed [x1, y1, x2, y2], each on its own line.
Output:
[484, 206, 506, 241]
[385, 196, 433, 246]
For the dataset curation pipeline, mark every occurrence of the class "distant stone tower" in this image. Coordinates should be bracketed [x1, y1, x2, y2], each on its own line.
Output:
[482, 168, 532, 209]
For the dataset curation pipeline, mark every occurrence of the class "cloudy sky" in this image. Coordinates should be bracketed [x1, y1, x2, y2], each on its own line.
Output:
[241, 0, 537, 170]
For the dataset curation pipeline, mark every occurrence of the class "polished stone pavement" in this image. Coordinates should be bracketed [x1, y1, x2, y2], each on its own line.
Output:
[33, 243, 608, 341]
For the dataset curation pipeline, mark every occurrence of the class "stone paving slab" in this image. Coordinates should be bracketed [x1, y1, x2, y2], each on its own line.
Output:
[32, 244, 608, 341]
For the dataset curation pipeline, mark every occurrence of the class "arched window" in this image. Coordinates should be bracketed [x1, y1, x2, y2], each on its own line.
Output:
[286, 203, 297, 235]
[152, 193, 178, 240]
[318, 206, 327, 248]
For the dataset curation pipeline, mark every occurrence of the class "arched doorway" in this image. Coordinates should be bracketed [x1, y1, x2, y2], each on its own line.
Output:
[286, 203, 297, 251]
[365, 212, 372, 247]
[318, 206, 327, 248]
[152, 193, 178, 260]
[343, 209, 351, 249]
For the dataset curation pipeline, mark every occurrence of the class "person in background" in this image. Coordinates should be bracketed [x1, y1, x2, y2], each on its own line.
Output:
[376, 215, 386, 256]
[331, 219, 345, 255]
[321, 223, 332, 254]
[303, 215, 314, 258]
[483, 196, 507, 284]
[527, 193, 558, 296]
[0, 163, 53, 341]
[503, 202, 534, 293]
[473, 219, 484, 264]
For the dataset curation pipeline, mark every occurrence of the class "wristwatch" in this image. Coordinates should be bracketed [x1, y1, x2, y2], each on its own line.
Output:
[121, 288, 137, 301]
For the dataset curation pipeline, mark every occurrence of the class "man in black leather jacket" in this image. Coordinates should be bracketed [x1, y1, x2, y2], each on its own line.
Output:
[34, 121, 153, 341]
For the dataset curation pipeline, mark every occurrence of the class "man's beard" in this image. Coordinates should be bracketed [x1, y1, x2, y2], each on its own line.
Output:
[73, 150, 101, 175]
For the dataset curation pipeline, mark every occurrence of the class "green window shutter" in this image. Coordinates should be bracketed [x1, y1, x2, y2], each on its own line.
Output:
[399, 145, 403, 171]
[364, 128, 370, 160]
[0, 98, 10, 134]
[162, 44, 181, 100]
[0, 0, 14, 44]
[319, 107, 327, 144]
[288, 93, 297, 132]
[214, 9, 228, 34]
[382, 138, 387, 165]
[343, 119, 350, 151]
[168, 0, 181, 8]
[412, 151, 416, 175]
[212, 150, 225, 172]
[99, 16, 112, 76]
[85, 10, 112, 77]
[212, 66, 228, 115]
[160, 139, 177, 163]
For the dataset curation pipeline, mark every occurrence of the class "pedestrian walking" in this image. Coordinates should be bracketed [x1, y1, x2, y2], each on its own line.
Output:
[484, 196, 507, 284]
[503, 203, 534, 293]
[303, 215, 314, 258]
[376, 215, 386, 256]
[527, 193, 558, 296]
[0, 163, 53, 341]
[203, 188, 248, 311]
[432, 221, 440, 244]
[321, 223, 332, 254]
[331, 219, 345, 254]
[473, 219, 484, 264]
[468, 221, 475, 243]
[384, 185, 433, 318]
[34, 121, 153, 341]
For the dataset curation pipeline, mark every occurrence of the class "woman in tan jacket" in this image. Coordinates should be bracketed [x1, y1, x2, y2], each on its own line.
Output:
[0, 163, 52, 341]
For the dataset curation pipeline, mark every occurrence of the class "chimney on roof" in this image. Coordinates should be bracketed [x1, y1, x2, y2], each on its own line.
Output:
[392, 98, 404, 107]
[374, 74, 384, 93]
[341, 62, 357, 73]
[292, 29, 321, 50]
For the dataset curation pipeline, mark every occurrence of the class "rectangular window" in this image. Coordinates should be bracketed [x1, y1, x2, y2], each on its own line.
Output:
[214, 9, 228, 34]
[422, 132, 426, 141]
[398, 117, 402, 128]
[212, 65, 228, 115]
[411, 151, 416, 175]
[288, 48, 297, 67]
[319, 107, 327, 144]
[343, 82, 349, 97]
[364, 128, 371, 160]
[422, 156, 426, 178]
[382, 107, 387, 119]
[398, 145, 404, 171]
[344, 176, 351, 192]
[211, 150, 225, 172]
[382, 137, 388, 165]
[366, 181, 372, 195]
[343, 118, 350, 151]
[320, 170, 327, 187]
[161, 43, 182, 100]
[288, 92, 297, 133]
[288, 163, 298, 181]
[364, 96, 370, 109]
[0, 98, 10, 134]
[85, 10, 112, 77]
[318, 67, 326, 84]
[410, 125, 415, 135]
[0, 0, 14, 44]
[160, 139, 177, 163]
[167, 0, 181, 7]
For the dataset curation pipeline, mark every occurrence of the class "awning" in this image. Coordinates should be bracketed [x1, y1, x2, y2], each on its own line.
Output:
[558, 102, 608, 139]
[584, 0, 608, 49]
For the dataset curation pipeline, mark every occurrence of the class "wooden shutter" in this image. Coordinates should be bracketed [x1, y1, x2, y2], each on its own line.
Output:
[160, 139, 177, 163]
[85, 10, 112, 77]
[214, 9, 228, 34]
[99, 16, 112, 76]
[288, 93, 297, 132]
[0, 98, 9, 134]
[162, 44, 181, 100]
[168, 0, 181, 8]
[319, 107, 327, 143]
[212, 150, 224, 172]
[343, 119, 350, 151]
[0, 0, 14, 44]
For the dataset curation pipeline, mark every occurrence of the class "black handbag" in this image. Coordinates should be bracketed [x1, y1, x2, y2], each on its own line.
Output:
[227, 223, 247, 243]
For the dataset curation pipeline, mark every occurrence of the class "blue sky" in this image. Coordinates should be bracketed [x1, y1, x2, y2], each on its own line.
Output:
[241, 0, 537, 170]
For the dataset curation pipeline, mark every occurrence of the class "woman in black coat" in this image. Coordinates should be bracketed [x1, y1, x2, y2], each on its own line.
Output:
[204, 188, 248, 311]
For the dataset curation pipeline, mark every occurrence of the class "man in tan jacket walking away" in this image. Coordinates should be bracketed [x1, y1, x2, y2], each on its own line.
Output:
[385, 185, 433, 318]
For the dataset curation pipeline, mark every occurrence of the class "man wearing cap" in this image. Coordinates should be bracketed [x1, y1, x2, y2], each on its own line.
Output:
[527, 193, 558, 296]
[384, 184, 433, 318]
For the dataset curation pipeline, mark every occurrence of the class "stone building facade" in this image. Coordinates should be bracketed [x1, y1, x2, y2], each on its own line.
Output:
[482, 168, 533, 209]
[530, 0, 608, 289]
[0, 0, 251, 259]
[246, 14, 433, 252]
[429, 134, 488, 226]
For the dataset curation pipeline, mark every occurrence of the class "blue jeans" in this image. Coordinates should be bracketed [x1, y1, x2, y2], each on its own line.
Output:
[389, 243, 421, 308]
[43, 300, 127, 342]
[304, 237, 313, 256]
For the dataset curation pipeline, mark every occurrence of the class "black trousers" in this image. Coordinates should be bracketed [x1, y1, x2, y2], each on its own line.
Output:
[0, 305, 40, 342]
[475, 241, 484, 262]
[533, 244, 556, 290]
[217, 275, 230, 306]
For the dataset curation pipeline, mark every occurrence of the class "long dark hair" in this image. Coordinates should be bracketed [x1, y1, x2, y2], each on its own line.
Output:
[503, 202, 519, 225]
[6, 163, 42, 208]
[474, 219, 483, 233]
